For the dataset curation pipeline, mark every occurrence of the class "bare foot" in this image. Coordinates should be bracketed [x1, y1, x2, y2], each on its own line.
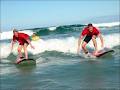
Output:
[93, 51, 99, 56]
[16, 58, 22, 64]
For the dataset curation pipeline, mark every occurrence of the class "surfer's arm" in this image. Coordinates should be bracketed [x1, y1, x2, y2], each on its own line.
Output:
[11, 36, 17, 50]
[98, 34, 104, 48]
[77, 35, 83, 54]
[11, 40, 15, 51]
[26, 39, 35, 49]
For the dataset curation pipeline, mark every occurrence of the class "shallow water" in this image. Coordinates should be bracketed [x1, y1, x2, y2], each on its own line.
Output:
[1, 50, 120, 90]
[0, 25, 120, 90]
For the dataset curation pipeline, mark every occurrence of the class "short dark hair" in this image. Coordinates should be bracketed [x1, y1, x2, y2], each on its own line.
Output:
[87, 23, 93, 27]
[13, 29, 18, 33]
[33, 33, 36, 35]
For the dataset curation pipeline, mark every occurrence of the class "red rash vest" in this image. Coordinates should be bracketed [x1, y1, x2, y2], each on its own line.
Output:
[13, 33, 30, 45]
[81, 26, 100, 36]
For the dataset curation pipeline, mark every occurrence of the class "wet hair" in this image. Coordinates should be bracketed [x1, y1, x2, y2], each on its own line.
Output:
[87, 23, 93, 27]
[13, 29, 18, 33]
[33, 33, 36, 35]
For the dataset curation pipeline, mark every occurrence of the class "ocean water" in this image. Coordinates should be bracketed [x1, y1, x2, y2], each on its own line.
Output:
[0, 22, 120, 90]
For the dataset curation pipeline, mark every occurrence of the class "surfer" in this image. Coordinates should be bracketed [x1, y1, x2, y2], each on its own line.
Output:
[77, 23, 104, 56]
[11, 29, 35, 62]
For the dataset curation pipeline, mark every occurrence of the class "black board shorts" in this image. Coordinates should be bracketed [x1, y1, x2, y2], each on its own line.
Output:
[83, 35, 92, 43]
[19, 40, 29, 45]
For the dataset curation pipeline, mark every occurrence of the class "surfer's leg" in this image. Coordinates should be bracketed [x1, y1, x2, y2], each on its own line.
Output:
[92, 35, 98, 55]
[23, 43, 28, 59]
[82, 41, 88, 54]
[82, 35, 92, 54]
[17, 45, 23, 59]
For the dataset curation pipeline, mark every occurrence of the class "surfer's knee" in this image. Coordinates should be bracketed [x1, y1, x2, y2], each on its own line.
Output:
[82, 44, 86, 49]
[92, 35, 96, 40]
[23, 43, 28, 49]
[23, 46, 27, 51]
[18, 48, 22, 52]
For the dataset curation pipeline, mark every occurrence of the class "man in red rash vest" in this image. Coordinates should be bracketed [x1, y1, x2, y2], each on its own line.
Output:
[11, 29, 35, 62]
[77, 23, 104, 55]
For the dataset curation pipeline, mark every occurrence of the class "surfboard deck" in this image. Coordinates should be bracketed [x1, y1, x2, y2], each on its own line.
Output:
[16, 58, 36, 65]
[93, 48, 114, 57]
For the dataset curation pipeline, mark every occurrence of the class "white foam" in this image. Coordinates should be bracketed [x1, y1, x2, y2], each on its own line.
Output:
[48, 26, 57, 31]
[0, 30, 34, 40]
[93, 22, 120, 27]
[0, 43, 11, 58]
[88, 33, 120, 50]
[0, 33, 119, 59]
[0, 31, 13, 40]
[27, 37, 77, 55]
[12, 33, 120, 55]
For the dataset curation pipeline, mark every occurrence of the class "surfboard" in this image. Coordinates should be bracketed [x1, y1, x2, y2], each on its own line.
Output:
[16, 58, 36, 65]
[93, 48, 114, 57]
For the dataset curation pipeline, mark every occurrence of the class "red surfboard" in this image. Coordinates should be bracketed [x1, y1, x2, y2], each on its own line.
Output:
[93, 48, 114, 57]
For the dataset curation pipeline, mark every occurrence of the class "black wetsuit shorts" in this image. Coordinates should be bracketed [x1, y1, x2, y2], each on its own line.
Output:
[83, 35, 92, 43]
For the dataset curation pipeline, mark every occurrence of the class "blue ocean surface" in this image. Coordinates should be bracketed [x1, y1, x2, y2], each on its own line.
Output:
[0, 22, 120, 90]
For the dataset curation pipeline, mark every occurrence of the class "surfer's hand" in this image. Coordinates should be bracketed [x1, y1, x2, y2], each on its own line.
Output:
[31, 45, 35, 49]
